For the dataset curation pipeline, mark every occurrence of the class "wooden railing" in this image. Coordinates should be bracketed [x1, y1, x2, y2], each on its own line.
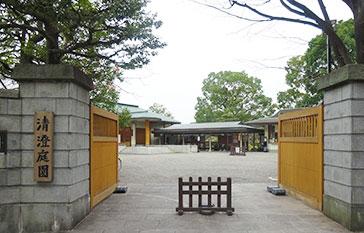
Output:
[280, 115, 318, 138]
[176, 177, 234, 216]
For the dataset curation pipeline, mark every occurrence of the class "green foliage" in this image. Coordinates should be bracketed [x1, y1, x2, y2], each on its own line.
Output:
[119, 108, 132, 128]
[194, 71, 276, 123]
[149, 103, 174, 118]
[278, 19, 355, 109]
[66, 56, 121, 112]
[90, 81, 119, 113]
[0, 0, 165, 109]
[0, 0, 165, 67]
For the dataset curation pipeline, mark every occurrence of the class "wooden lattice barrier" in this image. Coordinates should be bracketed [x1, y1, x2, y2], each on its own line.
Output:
[176, 177, 234, 216]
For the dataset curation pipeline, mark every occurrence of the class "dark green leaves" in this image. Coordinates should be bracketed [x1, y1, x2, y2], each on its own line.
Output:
[277, 19, 355, 109]
[195, 71, 276, 123]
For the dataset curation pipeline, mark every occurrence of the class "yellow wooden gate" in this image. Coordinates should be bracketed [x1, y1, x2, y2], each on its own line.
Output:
[90, 105, 119, 208]
[278, 105, 323, 210]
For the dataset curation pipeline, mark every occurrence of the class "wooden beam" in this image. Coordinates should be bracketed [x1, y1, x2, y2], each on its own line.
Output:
[209, 134, 212, 152]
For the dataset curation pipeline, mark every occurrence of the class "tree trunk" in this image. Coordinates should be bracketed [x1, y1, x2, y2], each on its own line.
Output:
[353, 1, 364, 64]
[19, 30, 33, 64]
[45, 24, 60, 64]
[327, 29, 353, 66]
[317, 20, 353, 66]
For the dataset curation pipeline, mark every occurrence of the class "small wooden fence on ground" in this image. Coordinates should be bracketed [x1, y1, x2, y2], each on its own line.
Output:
[176, 177, 234, 216]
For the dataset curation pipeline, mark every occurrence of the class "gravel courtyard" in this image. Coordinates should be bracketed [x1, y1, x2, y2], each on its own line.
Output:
[118, 151, 278, 185]
[70, 151, 352, 233]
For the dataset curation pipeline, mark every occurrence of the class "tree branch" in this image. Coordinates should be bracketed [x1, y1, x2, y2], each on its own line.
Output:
[0, 59, 12, 71]
[0, 79, 7, 89]
[342, 0, 354, 12]
[230, 0, 320, 28]
[279, 0, 305, 17]
[192, 0, 271, 22]
[286, 0, 353, 65]
[318, 0, 330, 22]
[65, 37, 124, 53]
[0, 23, 52, 41]
[69, 51, 111, 60]
[1, 0, 55, 29]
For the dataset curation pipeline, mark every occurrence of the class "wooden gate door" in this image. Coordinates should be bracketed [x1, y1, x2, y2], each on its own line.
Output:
[278, 105, 323, 210]
[90, 105, 119, 208]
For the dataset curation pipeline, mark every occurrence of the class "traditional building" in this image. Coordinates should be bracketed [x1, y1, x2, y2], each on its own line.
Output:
[154, 121, 264, 152]
[245, 109, 301, 151]
[116, 103, 180, 146]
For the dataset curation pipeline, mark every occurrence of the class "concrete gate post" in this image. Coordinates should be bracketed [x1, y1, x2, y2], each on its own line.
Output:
[318, 64, 364, 231]
[0, 64, 93, 232]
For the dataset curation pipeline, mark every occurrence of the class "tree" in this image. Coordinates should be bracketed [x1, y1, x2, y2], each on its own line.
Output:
[194, 71, 276, 123]
[119, 108, 132, 128]
[277, 19, 355, 109]
[90, 73, 119, 113]
[149, 103, 174, 118]
[204, 0, 363, 65]
[277, 55, 323, 109]
[0, 0, 165, 108]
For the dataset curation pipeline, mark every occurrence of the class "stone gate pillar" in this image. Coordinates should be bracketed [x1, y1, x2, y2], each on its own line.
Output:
[0, 64, 93, 232]
[318, 64, 364, 231]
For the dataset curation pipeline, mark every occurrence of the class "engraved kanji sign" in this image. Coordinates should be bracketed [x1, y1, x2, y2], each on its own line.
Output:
[34, 112, 53, 182]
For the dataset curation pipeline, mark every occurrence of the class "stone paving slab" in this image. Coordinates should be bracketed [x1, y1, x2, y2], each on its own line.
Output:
[67, 183, 351, 233]
[61, 152, 358, 233]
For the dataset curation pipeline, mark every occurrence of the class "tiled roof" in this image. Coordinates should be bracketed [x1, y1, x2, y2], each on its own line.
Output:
[245, 117, 278, 125]
[245, 108, 303, 126]
[116, 103, 180, 124]
[164, 121, 255, 130]
[154, 121, 263, 134]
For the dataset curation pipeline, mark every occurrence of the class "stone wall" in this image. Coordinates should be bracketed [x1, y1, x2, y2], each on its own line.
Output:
[0, 64, 92, 233]
[318, 64, 364, 231]
[0, 89, 22, 233]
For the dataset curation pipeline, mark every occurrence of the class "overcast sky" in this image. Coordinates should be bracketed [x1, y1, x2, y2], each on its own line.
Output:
[118, 0, 352, 124]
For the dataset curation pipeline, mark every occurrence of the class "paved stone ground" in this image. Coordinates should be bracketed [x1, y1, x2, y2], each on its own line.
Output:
[68, 152, 353, 233]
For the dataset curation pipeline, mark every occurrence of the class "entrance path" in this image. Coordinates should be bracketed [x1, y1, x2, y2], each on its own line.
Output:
[69, 152, 351, 233]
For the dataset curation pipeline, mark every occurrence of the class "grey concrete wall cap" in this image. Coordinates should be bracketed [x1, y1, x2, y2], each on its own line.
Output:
[318, 64, 364, 91]
[12, 64, 93, 91]
[0, 89, 19, 99]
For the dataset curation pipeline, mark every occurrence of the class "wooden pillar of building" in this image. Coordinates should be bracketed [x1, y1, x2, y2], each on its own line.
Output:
[247, 134, 250, 151]
[239, 133, 243, 149]
[253, 133, 256, 150]
[182, 134, 185, 145]
[145, 119, 150, 146]
[226, 134, 229, 151]
[209, 134, 212, 152]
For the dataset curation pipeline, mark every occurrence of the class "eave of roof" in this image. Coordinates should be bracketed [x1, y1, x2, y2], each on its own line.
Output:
[154, 121, 263, 134]
[245, 108, 303, 126]
[245, 117, 278, 126]
[116, 103, 180, 124]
